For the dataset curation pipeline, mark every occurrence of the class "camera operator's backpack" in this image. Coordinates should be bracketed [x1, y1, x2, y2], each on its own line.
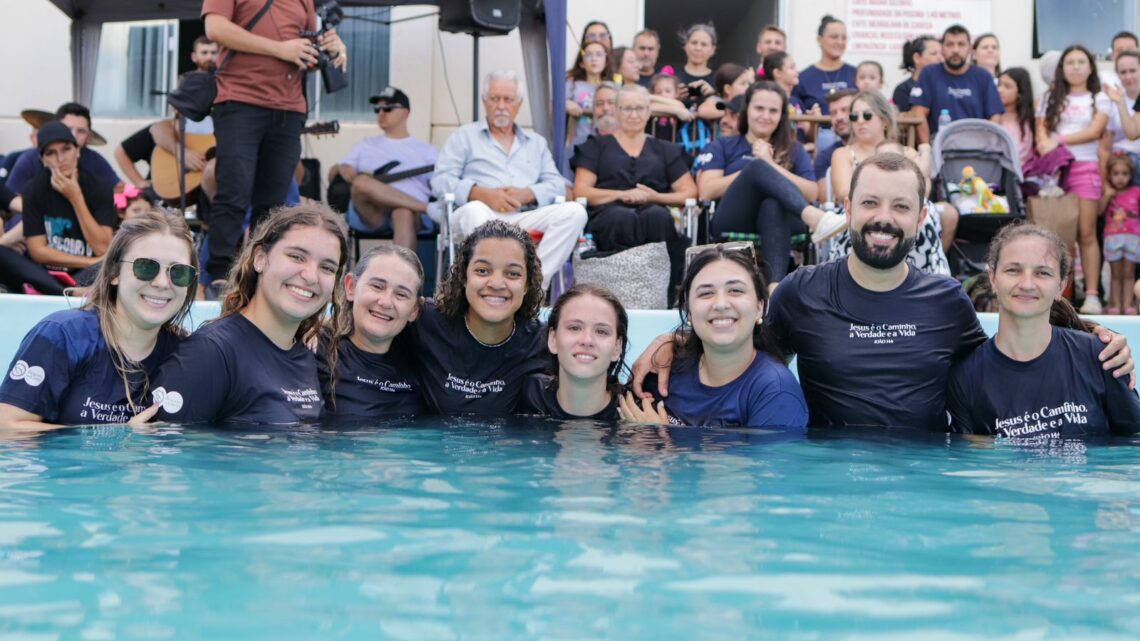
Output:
[167, 0, 275, 122]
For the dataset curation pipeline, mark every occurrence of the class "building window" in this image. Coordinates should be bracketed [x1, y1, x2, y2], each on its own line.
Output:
[93, 21, 178, 118]
[308, 6, 391, 121]
[1035, 0, 1136, 58]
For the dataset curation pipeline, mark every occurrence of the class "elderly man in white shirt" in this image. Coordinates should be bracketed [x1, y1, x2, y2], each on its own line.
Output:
[432, 69, 587, 289]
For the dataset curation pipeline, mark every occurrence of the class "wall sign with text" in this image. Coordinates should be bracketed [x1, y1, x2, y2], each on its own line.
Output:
[847, 0, 993, 55]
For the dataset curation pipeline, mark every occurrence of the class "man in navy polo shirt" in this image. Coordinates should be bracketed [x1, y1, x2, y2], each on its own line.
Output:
[911, 24, 1004, 143]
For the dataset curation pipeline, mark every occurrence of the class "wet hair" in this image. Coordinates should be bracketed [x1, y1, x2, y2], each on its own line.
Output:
[672, 245, 784, 366]
[1044, 45, 1101, 135]
[942, 23, 970, 42]
[1107, 152, 1137, 184]
[985, 222, 1092, 332]
[761, 51, 792, 85]
[972, 33, 1001, 74]
[713, 63, 750, 98]
[737, 80, 797, 170]
[901, 35, 938, 72]
[83, 209, 198, 409]
[999, 68, 1035, 144]
[851, 90, 898, 141]
[849, 152, 927, 207]
[568, 40, 613, 82]
[817, 14, 843, 37]
[680, 23, 717, 48]
[434, 220, 544, 324]
[219, 202, 349, 347]
[546, 283, 629, 397]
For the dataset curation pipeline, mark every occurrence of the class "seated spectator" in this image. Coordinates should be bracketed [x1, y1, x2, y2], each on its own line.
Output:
[830, 91, 899, 203]
[763, 52, 813, 113]
[754, 25, 786, 75]
[115, 184, 157, 222]
[0, 122, 116, 295]
[566, 41, 612, 148]
[813, 89, 856, 198]
[719, 95, 744, 138]
[699, 81, 845, 284]
[634, 29, 661, 89]
[911, 24, 1004, 142]
[695, 63, 755, 122]
[5, 103, 122, 196]
[893, 35, 941, 114]
[972, 33, 1001, 80]
[572, 84, 697, 294]
[333, 87, 437, 252]
[855, 61, 884, 93]
[114, 123, 159, 190]
[432, 70, 586, 291]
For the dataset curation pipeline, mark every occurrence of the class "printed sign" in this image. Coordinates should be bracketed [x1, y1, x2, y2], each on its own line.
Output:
[847, 0, 993, 55]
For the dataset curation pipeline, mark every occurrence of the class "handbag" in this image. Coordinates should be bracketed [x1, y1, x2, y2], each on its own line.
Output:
[167, 0, 276, 122]
[1027, 194, 1080, 248]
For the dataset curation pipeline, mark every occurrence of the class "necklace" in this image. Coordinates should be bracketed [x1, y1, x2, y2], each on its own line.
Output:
[465, 317, 516, 348]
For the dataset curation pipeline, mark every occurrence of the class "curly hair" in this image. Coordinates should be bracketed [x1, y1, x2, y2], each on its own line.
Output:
[433, 220, 544, 324]
[218, 202, 349, 348]
[1044, 45, 1101, 135]
[545, 283, 629, 396]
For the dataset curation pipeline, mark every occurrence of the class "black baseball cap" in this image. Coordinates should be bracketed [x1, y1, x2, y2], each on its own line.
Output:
[37, 121, 77, 155]
[369, 86, 410, 110]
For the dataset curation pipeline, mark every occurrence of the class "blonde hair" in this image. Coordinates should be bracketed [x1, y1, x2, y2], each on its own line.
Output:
[852, 90, 898, 142]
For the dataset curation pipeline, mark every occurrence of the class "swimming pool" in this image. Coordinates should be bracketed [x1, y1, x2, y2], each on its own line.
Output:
[2, 421, 1138, 639]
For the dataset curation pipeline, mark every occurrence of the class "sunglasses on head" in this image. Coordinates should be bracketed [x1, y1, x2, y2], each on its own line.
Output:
[849, 110, 875, 122]
[684, 240, 757, 270]
[374, 104, 403, 113]
[122, 258, 197, 288]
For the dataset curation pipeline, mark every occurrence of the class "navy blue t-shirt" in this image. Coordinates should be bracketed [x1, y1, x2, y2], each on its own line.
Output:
[0, 309, 181, 424]
[948, 327, 1140, 438]
[695, 135, 815, 180]
[767, 259, 986, 428]
[153, 314, 323, 424]
[409, 303, 548, 415]
[813, 141, 844, 186]
[22, 167, 117, 268]
[517, 374, 619, 421]
[656, 352, 808, 429]
[316, 334, 424, 418]
[797, 64, 857, 115]
[910, 65, 1004, 136]
[6, 147, 119, 195]
[892, 78, 917, 113]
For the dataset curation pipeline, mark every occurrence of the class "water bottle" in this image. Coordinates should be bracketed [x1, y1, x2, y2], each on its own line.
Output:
[938, 109, 952, 130]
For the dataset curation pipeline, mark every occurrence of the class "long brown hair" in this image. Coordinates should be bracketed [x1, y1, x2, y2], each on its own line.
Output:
[737, 80, 796, 169]
[545, 283, 629, 396]
[434, 220, 544, 324]
[82, 208, 198, 408]
[218, 202, 349, 346]
[1043, 45, 1101, 135]
[985, 222, 1093, 332]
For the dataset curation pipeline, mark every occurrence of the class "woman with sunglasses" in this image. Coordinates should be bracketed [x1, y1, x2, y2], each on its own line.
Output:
[150, 203, 349, 425]
[829, 91, 899, 202]
[0, 210, 198, 430]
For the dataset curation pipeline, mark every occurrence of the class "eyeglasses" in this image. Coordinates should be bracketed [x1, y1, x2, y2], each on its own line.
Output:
[582, 51, 607, 61]
[584, 31, 610, 43]
[122, 258, 197, 288]
[849, 110, 875, 122]
[374, 104, 404, 113]
[618, 105, 649, 115]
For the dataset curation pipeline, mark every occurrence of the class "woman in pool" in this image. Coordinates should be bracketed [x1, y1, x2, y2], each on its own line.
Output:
[619, 244, 808, 429]
[151, 203, 349, 424]
[413, 220, 548, 415]
[519, 283, 627, 420]
[318, 245, 424, 418]
[0, 210, 197, 429]
[947, 224, 1140, 437]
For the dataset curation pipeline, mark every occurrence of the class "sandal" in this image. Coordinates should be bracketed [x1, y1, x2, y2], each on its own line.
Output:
[1126, 307, 1138, 315]
[1107, 306, 1122, 315]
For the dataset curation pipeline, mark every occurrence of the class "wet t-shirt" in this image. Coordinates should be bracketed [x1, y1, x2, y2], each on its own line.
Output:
[0, 309, 181, 424]
[316, 334, 424, 418]
[153, 314, 323, 424]
[410, 303, 547, 415]
[659, 352, 808, 430]
[948, 327, 1140, 439]
[767, 259, 986, 428]
[517, 374, 619, 420]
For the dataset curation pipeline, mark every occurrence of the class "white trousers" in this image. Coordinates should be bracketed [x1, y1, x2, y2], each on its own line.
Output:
[451, 201, 588, 289]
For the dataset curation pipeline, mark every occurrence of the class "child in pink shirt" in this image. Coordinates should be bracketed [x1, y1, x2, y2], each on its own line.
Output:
[1101, 153, 1140, 313]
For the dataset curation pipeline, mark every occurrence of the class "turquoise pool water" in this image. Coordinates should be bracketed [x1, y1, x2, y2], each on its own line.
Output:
[2, 420, 1138, 640]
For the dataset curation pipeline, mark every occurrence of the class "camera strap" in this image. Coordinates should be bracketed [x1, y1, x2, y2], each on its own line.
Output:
[216, 0, 277, 73]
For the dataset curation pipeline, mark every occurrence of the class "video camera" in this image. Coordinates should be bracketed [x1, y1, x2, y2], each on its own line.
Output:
[301, 1, 349, 93]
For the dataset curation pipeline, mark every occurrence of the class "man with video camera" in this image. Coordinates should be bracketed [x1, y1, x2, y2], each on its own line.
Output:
[201, 0, 348, 293]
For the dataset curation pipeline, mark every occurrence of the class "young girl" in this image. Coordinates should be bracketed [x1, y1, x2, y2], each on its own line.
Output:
[318, 245, 424, 417]
[412, 220, 548, 415]
[151, 203, 349, 424]
[996, 67, 1035, 170]
[948, 223, 1140, 438]
[1100, 154, 1140, 314]
[855, 61, 884, 93]
[648, 73, 683, 142]
[114, 184, 156, 222]
[696, 62, 755, 121]
[0, 210, 197, 430]
[566, 41, 612, 148]
[619, 244, 808, 429]
[519, 283, 627, 420]
[612, 46, 642, 86]
[1036, 45, 1111, 314]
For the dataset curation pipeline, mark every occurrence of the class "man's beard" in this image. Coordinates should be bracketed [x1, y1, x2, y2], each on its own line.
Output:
[944, 55, 967, 71]
[850, 221, 915, 269]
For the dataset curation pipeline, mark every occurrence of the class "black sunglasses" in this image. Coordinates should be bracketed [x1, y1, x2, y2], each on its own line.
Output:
[373, 104, 403, 113]
[122, 258, 197, 288]
[849, 110, 875, 122]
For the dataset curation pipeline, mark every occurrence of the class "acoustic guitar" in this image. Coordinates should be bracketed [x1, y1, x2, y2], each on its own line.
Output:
[150, 120, 340, 200]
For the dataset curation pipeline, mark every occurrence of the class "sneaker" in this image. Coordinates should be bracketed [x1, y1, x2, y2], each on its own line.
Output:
[811, 210, 848, 243]
[1080, 294, 1103, 315]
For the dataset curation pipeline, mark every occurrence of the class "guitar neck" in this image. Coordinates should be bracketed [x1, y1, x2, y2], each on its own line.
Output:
[377, 165, 434, 184]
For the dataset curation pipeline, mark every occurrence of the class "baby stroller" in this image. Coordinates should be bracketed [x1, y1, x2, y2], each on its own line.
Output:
[932, 119, 1026, 278]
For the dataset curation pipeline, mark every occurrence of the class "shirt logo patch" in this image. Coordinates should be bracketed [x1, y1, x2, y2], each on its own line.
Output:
[9, 360, 45, 387]
[948, 87, 973, 99]
[151, 387, 184, 414]
[910, 87, 923, 98]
